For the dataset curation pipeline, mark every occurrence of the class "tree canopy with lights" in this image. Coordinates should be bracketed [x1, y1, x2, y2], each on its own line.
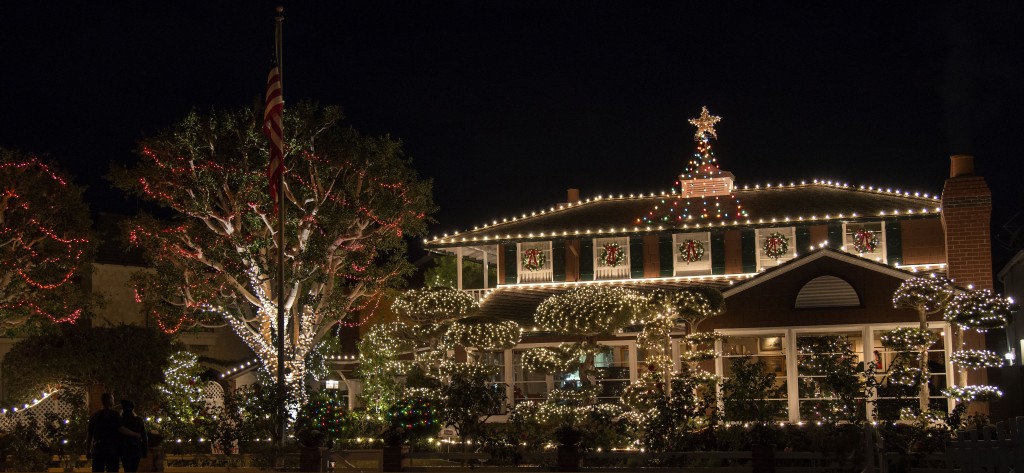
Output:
[0, 149, 93, 333]
[891, 276, 955, 411]
[111, 104, 434, 400]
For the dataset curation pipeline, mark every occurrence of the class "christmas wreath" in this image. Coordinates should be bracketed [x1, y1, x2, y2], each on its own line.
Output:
[521, 248, 546, 272]
[762, 232, 790, 259]
[677, 239, 705, 263]
[852, 229, 879, 253]
[599, 242, 625, 267]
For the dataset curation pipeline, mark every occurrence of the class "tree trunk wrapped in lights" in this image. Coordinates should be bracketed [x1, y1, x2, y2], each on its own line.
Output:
[111, 105, 434, 403]
[0, 149, 94, 332]
[892, 276, 954, 413]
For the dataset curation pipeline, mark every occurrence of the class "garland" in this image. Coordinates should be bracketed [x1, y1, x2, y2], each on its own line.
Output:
[599, 242, 625, 267]
[852, 229, 879, 253]
[762, 232, 789, 259]
[521, 248, 547, 272]
[678, 239, 706, 263]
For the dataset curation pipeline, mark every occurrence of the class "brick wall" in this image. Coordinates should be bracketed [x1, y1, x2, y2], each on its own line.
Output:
[940, 175, 993, 290]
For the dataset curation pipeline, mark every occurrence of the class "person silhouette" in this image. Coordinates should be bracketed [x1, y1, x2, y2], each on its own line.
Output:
[120, 400, 148, 472]
[86, 393, 139, 472]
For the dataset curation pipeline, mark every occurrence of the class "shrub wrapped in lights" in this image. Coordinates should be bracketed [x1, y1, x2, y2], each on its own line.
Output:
[942, 385, 1003, 403]
[950, 349, 1004, 369]
[879, 327, 938, 352]
[943, 289, 1012, 332]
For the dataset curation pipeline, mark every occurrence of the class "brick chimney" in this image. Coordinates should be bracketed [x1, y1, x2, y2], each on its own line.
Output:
[940, 155, 993, 290]
[566, 188, 580, 204]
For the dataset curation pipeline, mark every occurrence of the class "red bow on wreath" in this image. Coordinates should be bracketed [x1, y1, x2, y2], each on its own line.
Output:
[604, 244, 620, 265]
[765, 237, 783, 254]
[525, 249, 540, 267]
[855, 230, 876, 252]
[683, 240, 700, 260]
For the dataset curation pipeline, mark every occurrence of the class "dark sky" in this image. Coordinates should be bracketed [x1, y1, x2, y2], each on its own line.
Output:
[2, 2, 1022, 264]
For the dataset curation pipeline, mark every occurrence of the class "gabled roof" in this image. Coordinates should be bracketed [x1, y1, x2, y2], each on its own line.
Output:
[425, 182, 940, 248]
[473, 247, 942, 327]
[721, 247, 927, 298]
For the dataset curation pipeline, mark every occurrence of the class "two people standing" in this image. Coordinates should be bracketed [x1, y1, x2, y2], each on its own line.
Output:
[86, 393, 149, 472]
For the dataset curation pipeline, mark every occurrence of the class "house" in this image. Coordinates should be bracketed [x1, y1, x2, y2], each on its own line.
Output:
[421, 110, 1000, 422]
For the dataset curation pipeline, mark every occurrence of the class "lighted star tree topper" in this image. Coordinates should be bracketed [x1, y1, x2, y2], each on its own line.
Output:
[638, 107, 748, 224]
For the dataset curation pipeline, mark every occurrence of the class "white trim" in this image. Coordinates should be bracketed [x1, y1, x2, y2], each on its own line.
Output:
[723, 249, 918, 298]
[673, 232, 713, 275]
[516, 241, 553, 283]
[755, 226, 797, 271]
[593, 236, 632, 280]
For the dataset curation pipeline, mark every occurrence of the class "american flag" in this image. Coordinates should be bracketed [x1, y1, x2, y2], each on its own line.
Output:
[262, 59, 284, 211]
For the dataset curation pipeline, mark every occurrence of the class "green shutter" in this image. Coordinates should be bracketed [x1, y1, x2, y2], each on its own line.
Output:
[660, 234, 674, 277]
[630, 237, 644, 279]
[885, 219, 902, 266]
[741, 229, 756, 273]
[796, 225, 810, 255]
[580, 238, 594, 281]
[711, 231, 726, 275]
[828, 222, 844, 249]
[552, 240, 565, 282]
[504, 244, 518, 284]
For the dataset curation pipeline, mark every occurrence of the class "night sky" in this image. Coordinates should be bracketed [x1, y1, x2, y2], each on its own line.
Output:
[2, 2, 1022, 265]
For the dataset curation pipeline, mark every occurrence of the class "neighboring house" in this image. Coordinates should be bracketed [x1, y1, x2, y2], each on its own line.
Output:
[995, 249, 1024, 418]
[423, 148, 1003, 422]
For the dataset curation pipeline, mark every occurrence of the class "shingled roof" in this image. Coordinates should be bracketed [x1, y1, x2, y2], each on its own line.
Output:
[425, 182, 941, 248]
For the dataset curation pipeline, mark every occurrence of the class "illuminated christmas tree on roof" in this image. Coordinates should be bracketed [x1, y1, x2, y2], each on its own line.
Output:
[638, 106, 748, 224]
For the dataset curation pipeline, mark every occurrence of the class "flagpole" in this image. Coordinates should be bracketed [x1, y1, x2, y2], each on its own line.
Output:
[273, 4, 287, 449]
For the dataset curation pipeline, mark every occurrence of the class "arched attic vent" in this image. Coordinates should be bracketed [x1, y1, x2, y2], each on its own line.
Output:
[794, 275, 861, 309]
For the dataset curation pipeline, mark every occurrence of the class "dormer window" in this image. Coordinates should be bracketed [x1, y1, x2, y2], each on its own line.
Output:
[673, 232, 712, 275]
[593, 237, 630, 280]
[517, 241, 552, 283]
[843, 221, 886, 263]
[756, 227, 796, 271]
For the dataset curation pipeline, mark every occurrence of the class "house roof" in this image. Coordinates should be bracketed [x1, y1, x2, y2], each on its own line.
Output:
[424, 182, 940, 248]
[473, 247, 940, 327]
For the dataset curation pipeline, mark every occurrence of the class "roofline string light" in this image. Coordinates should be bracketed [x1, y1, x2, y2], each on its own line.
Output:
[425, 180, 942, 246]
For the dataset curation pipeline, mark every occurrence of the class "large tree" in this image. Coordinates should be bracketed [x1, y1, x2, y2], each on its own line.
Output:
[111, 104, 434, 400]
[0, 149, 93, 333]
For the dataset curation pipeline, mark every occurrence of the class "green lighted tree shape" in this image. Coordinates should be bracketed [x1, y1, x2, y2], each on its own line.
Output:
[111, 104, 434, 403]
[529, 286, 648, 392]
[0, 149, 94, 333]
[892, 276, 955, 412]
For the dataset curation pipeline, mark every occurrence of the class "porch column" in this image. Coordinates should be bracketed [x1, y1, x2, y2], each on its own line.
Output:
[482, 247, 489, 289]
[628, 342, 638, 384]
[862, 326, 876, 422]
[504, 349, 514, 408]
[785, 329, 800, 423]
[456, 247, 463, 290]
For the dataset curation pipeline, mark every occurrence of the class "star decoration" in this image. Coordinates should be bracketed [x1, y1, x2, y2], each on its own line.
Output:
[688, 106, 721, 140]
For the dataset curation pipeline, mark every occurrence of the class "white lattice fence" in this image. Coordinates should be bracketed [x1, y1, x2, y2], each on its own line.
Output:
[0, 391, 75, 432]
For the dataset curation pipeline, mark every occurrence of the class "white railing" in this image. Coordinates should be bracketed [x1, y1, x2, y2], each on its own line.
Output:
[518, 268, 553, 283]
[462, 288, 493, 303]
[595, 265, 630, 280]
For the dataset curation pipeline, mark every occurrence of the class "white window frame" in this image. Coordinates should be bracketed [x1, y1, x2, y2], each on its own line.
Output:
[755, 226, 797, 271]
[673, 232, 712, 276]
[593, 236, 631, 280]
[843, 221, 887, 263]
[517, 241, 553, 283]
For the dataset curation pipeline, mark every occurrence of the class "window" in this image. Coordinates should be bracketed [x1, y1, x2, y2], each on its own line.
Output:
[517, 241, 553, 283]
[325, 380, 340, 390]
[512, 350, 547, 404]
[593, 236, 631, 280]
[720, 335, 789, 421]
[673, 232, 712, 275]
[795, 332, 866, 422]
[755, 227, 797, 271]
[554, 346, 631, 404]
[872, 327, 948, 417]
[843, 221, 886, 263]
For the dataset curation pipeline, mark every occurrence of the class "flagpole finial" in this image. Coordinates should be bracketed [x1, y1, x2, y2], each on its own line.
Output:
[276, 5, 284, 14]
